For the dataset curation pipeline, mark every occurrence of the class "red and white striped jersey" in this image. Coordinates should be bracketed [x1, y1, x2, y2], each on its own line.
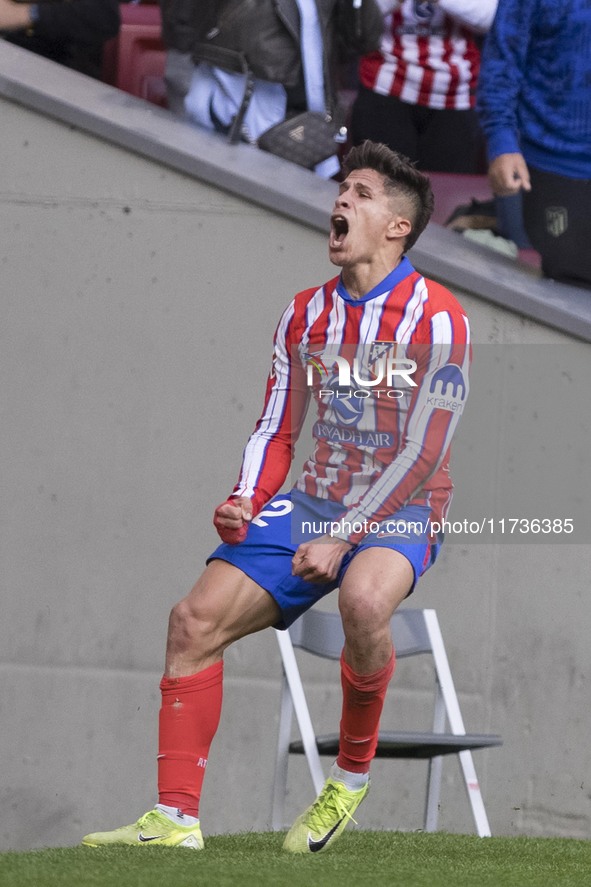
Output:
[231, 258, 470, 545]
[359, 1, 482, 111]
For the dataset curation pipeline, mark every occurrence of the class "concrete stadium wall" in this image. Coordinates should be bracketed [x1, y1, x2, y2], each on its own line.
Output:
[1, 46, 589, 850]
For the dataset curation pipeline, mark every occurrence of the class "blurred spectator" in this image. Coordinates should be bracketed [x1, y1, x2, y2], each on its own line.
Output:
[159, 0, 382, 176]
[477, 0, 591, 287]
[159, 0, 195, 116]
[0, 0, 120, 79]
[351, 1, 497, 173]
[160, 1, 382, 119]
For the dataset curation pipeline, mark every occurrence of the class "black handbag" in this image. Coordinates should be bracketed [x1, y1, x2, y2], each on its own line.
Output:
[258, 111, 347, 170]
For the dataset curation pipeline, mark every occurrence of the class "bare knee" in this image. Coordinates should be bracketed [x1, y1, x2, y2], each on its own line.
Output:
[166, 594, 224, 665]
[338, 548, 413, 671]
[164, 560, 280, 677]
[339, 587, 389, 652]
[340, 606, 394, 673]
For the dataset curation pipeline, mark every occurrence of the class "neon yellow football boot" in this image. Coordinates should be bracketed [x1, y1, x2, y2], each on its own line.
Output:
[283, 776, 369, 854]
[82, 808, 203, 849]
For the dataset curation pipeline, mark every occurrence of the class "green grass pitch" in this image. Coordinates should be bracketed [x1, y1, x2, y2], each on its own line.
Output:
[1, 831, 590, 887]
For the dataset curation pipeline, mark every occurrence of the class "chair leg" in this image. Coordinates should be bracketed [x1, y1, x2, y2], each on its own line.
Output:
[274, 630, 325, 811]
[424, 610, 493, 837]
[458, 750, 492, 837]
[271, 671, 294, 830]
[424, 755, 444, 831]
[424, 681, 446, 831]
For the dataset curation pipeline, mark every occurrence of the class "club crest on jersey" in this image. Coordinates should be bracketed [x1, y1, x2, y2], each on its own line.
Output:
[413, 1, 435, 21]
[368, 340, 397, 368]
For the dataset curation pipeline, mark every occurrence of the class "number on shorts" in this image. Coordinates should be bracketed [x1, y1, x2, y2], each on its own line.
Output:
[251, 499, 293, 527]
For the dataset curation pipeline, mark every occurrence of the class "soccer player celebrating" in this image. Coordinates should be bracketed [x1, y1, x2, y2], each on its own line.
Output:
[82, 141, 470, 853]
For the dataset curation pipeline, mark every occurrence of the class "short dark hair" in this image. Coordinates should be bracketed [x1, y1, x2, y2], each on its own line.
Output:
[342, 141, 434, 251]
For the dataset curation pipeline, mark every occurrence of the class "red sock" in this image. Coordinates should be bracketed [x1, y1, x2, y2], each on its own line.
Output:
[157, 661, 223, 818]
[336, 650, 396, 774]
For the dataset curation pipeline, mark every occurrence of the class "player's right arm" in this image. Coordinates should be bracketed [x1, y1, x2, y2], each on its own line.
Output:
[213, 298, 310, 543]
[213, 497, 253, 545]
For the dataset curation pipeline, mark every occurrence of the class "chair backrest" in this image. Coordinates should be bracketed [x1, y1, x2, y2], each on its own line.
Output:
[427, 172, 492, 226]
[289, 607, 433, 661]
[102, 4, 167, 107]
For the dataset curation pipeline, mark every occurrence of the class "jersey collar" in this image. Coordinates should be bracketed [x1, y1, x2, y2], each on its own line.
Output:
[336, 256, 415, 304]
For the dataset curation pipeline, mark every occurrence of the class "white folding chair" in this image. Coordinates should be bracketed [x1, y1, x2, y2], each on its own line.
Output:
[271, 607, 501, 837]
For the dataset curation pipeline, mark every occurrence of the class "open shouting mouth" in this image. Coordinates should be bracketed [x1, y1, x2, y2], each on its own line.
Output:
[330, 214, 349, 249]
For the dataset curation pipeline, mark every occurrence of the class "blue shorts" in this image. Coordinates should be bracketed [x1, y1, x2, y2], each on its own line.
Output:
[208, 490, 442, 629]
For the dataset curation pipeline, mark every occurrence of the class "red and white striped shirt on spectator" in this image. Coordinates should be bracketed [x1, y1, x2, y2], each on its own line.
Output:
[359, 0, 497, 111]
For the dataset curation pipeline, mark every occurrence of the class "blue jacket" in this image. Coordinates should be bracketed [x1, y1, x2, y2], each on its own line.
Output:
[476, 0, 591, 179]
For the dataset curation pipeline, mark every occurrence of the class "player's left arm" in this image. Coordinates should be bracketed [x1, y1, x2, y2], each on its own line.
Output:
[291, 535, 353, 584]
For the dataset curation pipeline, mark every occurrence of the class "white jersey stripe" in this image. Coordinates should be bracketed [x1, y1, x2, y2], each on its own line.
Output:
[394, 275, 428, 343]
